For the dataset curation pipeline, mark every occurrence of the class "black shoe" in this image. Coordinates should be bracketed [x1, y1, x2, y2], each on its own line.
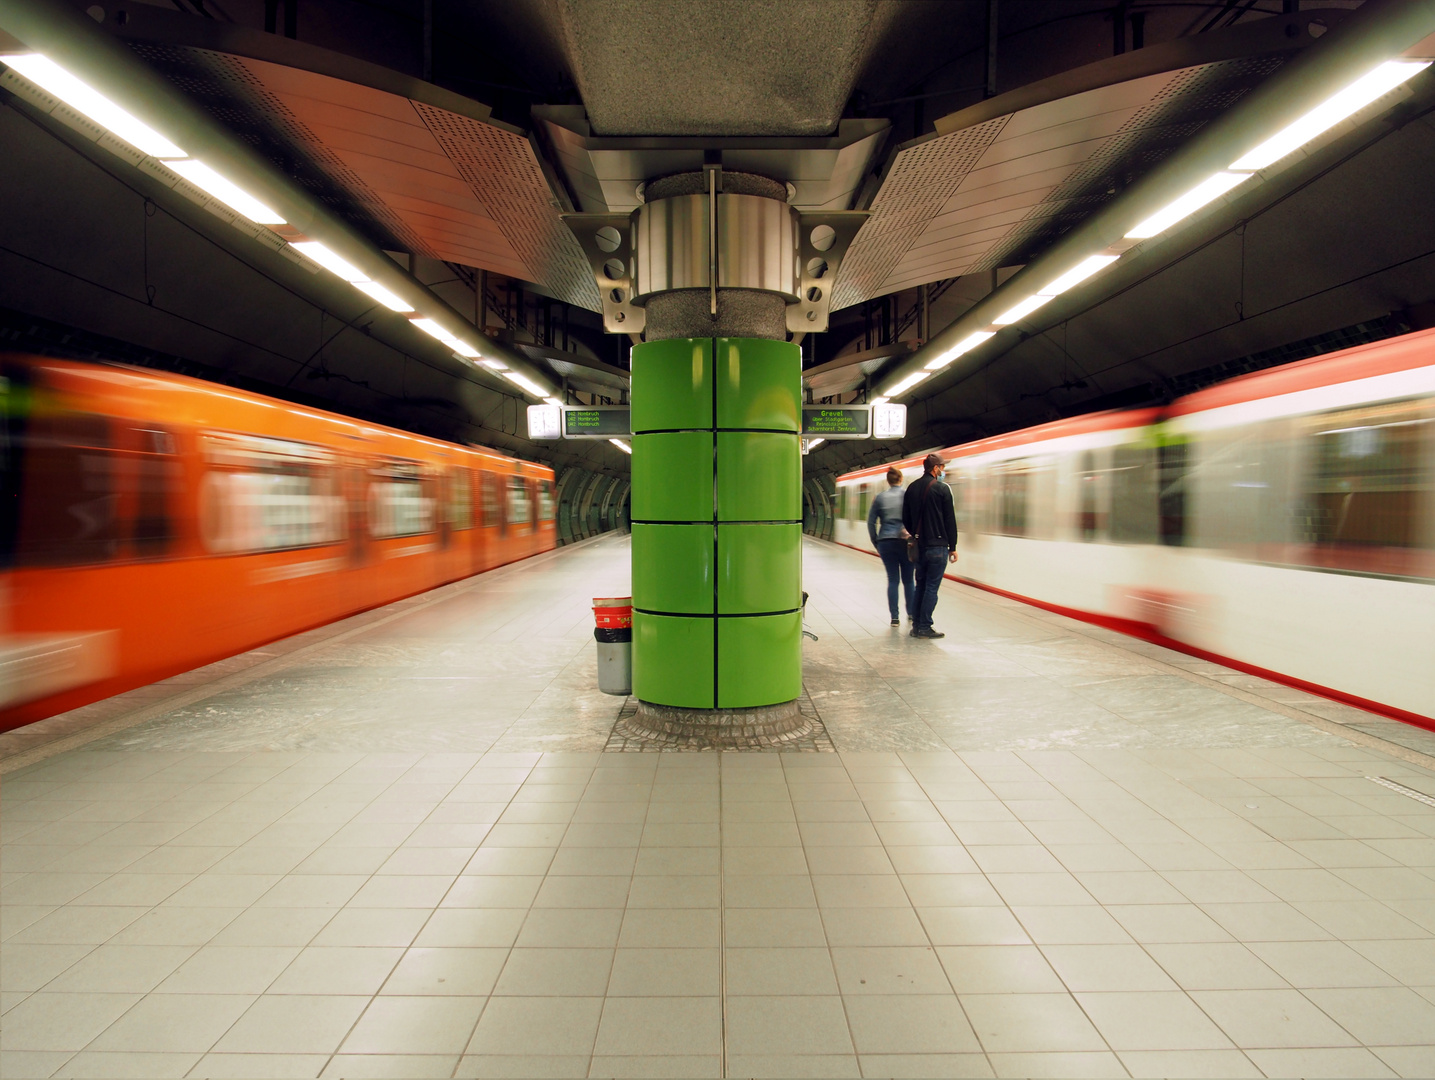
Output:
[890, 618, 900, 626]
[914, 628, 945, 639]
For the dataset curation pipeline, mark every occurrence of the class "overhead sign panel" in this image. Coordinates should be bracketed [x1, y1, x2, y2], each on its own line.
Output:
[564, 407, 631, 438]
[802, 407, 870, 439]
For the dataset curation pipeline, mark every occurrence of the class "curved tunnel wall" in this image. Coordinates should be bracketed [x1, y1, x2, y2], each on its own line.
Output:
[555, 467, 631, 544]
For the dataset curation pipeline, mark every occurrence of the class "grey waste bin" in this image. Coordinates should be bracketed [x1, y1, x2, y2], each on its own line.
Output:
[595, 627, 632, 695]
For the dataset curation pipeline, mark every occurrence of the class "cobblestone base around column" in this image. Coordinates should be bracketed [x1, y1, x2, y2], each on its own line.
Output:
[606, 693, 833, 751]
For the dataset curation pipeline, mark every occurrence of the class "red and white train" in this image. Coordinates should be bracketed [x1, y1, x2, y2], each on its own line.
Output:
[0, 354, 556, 730]
[836, 328, 1435, 729]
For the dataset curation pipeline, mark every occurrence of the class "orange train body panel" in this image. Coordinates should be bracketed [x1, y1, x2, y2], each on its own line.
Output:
[0, 354, 556, 731]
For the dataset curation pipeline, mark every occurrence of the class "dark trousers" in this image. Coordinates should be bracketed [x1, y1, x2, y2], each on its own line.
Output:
[913, 545, 949, 632]
[876, 538, 915, 621]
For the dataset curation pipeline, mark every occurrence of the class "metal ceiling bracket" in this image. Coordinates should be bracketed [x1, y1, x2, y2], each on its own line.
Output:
[562, 212, 645, 334]
[788, 212, 868, 333]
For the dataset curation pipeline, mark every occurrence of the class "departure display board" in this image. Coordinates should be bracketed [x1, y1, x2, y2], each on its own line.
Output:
[563, 407, 631, 438]
[801, 406, 870, 439]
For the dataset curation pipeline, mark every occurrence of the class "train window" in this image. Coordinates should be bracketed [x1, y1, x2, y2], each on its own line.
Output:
[480, 470, 501, 529]
[129, 427, 178, 557]
[507, 475, 532, 526]
[14, 412, 121, 566]
[200, 432, 345, 553]
[1109, 444, 1157, 544]
[369, 459, 434, 539]
[993, 461, 1029, 537]
[1296, 404, 1433, 577]
[0, 374, 18, 567]
[1078, 451, 1105, 541]
[1192, 424, 1294, 553]
[538, 480, 555, 522]
[858, 483, 871, 521]
[837, 486, 849, 520]
[1158, 442, 1188, 547]
[449, 468, 473, 530]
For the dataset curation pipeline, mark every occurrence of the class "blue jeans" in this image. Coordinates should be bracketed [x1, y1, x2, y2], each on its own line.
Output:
[876, 538, 915, 621]
[913, 545, 949, 632]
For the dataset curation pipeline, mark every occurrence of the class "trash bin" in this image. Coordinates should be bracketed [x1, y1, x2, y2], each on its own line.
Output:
[593, 597, 632, 695]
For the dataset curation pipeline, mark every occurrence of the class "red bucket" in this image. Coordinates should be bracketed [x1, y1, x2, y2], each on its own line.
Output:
[593, 596, 632, 630]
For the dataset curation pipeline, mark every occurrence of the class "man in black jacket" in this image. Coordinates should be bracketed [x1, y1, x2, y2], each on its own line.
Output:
[901, 453, 958, 639]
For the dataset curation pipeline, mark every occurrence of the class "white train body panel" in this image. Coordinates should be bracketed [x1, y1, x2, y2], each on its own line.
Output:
[836, 330, 1435, 724]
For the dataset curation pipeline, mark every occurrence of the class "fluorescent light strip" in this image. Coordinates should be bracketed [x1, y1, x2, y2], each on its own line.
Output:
[886, 371, 930, 397]
[161, 159, 285, 225]
[544, 397, 564, 407]
[1040, 254, 1120, 296]
[993, 293, 1056, 326]
[503, 370, 550, 397]
[352, 280, 413, 312]
[609, 438, 632, 454]
[291, 241, 366, 282]
[1232, 60, 1431, 172]
[926, 330, 995, 370]
[1125, 171, 1251, 239]
[806, 438, 825, 450]
[4, 54, 187, 159]
[409, 317, 480, 357]
[870, 396, 889, 406]
[480, 359, 508, 371]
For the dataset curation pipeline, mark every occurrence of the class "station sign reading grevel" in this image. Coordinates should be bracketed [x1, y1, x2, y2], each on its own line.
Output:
[800, 403, 907, 440]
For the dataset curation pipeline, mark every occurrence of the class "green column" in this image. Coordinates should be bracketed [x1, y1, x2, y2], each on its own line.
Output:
[630, 337, 803, 709]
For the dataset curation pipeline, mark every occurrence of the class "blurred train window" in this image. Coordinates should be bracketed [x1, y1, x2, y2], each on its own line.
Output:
[1297, 404, 1433, 577]
[0, 374, 16, 566]
[370, 459, 434, 539]
[14, 412, 120, 566]
[201, 432, 346, 553]
[507, 475, 532, 527]
[480, 470, 501, 529]
[858, 483, 871, 521]
[1158, 442, 1188, 546]
[1192, 425, 1294, 553]
[129, 427, 178, 557]
[449, 468, 473, 530]
[538, 480, 555, 522]
[838, 486, 849, 519]
[992, 460, 1029, 537]
[1078, 451, 1106, 541]
[1110, 444, 1157, 544]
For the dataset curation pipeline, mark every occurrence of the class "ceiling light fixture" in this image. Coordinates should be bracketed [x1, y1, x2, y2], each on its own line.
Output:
[3, 53, 187, 158]
[161, 159, 285, 225]
[806, 438, 825, 450]
[351, 280, 413, 312]
[609, 438, 632, 454]
[480, 359, 508, 371]
[1125, 171, 1251, 239]
[503, 370, 550, 398]
[291, 241, 366, 282]
[1040, 254, 1121, 296]
[1231, 59, 1432, 172]
[409, 317, 480, 357]
[925, 330, 996, 370]
[886, 371, 930, 397]
[993, 294, 1056, 326]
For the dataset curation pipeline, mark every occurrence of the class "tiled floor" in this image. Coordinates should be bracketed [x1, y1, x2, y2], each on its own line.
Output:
[2, 535, 1434, 1078]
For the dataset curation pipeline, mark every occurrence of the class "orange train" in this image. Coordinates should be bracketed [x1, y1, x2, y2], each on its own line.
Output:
[0, 354, 556, 731]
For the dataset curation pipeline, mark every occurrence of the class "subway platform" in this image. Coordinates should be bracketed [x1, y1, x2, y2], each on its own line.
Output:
[3, 536, 1435, 1079]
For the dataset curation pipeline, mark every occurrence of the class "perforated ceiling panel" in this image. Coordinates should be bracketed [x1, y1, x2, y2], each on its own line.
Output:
[830, 116, 1008, 312]
[411, 103, 600, 311]
[832, 54, 1289, 310]
[131, 44, 599, 310]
